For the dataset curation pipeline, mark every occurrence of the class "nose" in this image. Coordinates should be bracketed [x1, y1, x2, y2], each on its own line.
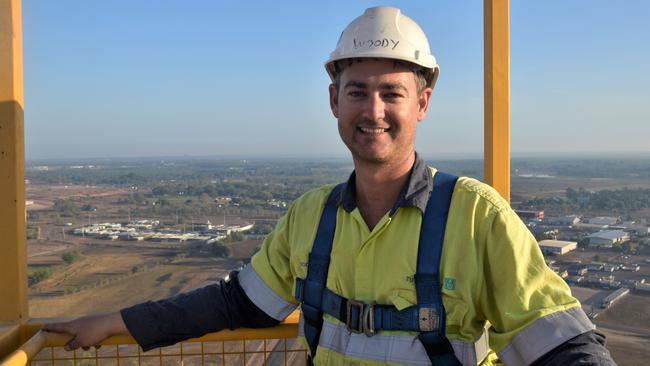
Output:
[362, 93, 385, 122]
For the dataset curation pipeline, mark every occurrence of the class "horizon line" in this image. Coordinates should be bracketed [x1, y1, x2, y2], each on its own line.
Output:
[26, 150, 650, 164]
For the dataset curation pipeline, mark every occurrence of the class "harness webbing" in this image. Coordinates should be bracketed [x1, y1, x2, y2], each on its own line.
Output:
[297, 183, 344, 361]
[416, 171, 461, 365]
[295, 172, 460, 365]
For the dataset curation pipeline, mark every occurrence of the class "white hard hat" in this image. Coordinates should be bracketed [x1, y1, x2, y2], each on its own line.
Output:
[325, 6, 439, 89]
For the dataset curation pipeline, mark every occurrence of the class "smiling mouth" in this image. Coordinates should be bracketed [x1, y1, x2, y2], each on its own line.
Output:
[358, 127, 390, 134]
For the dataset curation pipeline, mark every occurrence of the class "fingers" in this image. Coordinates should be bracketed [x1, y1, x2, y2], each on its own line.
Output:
[64, 338, 101, 352]
[42, 322, 72, 334]
[65, 338, 80, 352]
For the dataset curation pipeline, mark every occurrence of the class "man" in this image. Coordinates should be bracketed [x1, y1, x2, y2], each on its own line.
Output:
[46, 7, 615, 365]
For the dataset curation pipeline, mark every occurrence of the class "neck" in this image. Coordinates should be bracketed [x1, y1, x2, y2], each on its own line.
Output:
[353, 152, 416, 230]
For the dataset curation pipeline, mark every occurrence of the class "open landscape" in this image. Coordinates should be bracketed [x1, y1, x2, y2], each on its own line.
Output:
[25, 157, 650, 365]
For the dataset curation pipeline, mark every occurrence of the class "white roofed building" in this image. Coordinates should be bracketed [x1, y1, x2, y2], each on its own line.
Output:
[587, 230, 630, 248]
[538, 240, 578, 255]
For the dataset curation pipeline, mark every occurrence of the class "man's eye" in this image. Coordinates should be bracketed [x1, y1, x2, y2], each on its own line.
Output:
[348, 91, 366, 97]
[384, 93, 402, 99]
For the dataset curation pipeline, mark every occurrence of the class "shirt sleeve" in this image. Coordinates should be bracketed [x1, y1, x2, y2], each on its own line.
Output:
[120, 271, 280, 351]
[246, 205, 300, 313]
[480, 206, 596, 365]
[531, 330, 616, 366]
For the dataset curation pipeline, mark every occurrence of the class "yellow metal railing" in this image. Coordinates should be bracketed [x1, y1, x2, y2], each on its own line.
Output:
[1, 0, 510, 364]
[2, 313, 305, 366]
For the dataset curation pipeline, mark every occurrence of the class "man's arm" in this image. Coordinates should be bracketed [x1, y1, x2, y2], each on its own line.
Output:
[479, 199, 617, 365]
[532, 330, 616, 366]
[44, 270, 279, 351]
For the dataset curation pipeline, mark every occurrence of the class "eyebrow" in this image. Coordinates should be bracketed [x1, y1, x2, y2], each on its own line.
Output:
[343, 81, 409, 95]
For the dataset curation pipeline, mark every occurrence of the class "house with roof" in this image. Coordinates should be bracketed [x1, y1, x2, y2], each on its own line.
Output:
[586, 230, 630, 248]
[588, 216, 619, 226]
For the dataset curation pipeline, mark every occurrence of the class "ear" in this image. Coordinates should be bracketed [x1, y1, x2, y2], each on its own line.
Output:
[329, 84, 339, 118]
[416, 87, 433, 122]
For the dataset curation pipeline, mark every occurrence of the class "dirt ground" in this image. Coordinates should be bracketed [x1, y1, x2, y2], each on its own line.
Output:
[27, 237, 261, 317]
[597, 327, 649, 365]
[29, 253, 242, 318]
[571, 289, 650, 365]
[511, 176, 650, 201]
[26, 184, 133, 211]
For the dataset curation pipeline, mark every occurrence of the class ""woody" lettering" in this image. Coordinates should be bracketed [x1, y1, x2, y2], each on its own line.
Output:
[353, 38, 400, 50]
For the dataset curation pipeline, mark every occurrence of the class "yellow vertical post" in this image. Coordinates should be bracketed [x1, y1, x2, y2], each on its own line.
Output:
[484, 0, 510, 202]
[0, 0, 28, 323]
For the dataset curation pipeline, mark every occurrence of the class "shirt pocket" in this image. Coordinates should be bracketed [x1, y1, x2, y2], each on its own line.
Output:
[389, 288, 417, 310]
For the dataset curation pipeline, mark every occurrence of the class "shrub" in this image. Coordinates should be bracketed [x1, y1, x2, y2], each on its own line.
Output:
[211, 242, 230, 257]
[28, 268, 53, 286]
[62, 251, 81, 265]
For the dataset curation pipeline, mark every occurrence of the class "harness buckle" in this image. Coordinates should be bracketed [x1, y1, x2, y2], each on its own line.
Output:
[346, 300, 376, 336]
[362, 303, 375, 337]
[346, 299, 365, 333]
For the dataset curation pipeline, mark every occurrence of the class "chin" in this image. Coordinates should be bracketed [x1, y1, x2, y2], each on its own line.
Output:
[352, 152, 390, 165]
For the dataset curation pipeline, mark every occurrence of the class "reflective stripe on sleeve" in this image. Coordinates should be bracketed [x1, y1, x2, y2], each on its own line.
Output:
[238, 264, 297, 321]
[498, 307, 595, 366]
[450, 327, 490, 366]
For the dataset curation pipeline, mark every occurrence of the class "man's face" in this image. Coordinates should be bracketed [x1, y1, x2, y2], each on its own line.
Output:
[329, 59, 432, 167]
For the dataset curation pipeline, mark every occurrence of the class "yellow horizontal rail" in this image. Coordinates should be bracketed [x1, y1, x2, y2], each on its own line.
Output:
[1, 312, 302, 366]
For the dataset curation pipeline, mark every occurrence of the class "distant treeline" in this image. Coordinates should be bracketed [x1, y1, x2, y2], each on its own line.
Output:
[151, 181, 299, 202]
[26, 159, 352, 187]
[28, 157, 650, 189]
[511, 157, 650, 179]
[519, 187, 650, 212]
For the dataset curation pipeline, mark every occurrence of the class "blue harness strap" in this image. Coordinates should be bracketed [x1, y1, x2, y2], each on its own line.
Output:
[295, 172, 460, 365]
[416, 171, 461, 365]
[294, 183, 345, 361]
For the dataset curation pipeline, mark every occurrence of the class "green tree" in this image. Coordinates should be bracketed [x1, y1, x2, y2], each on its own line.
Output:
[26, 227, 39, 240]
[62, 251, 81, 265]
[224, 231, 245, 243]
[28, 268, 53, 286]
[81, 204, 96, 211]
[53, 199, 79, 217]
[211, 242, 230, 257]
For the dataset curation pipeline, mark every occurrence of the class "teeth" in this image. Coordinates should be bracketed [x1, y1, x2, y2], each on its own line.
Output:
[359, 127, 387, 134]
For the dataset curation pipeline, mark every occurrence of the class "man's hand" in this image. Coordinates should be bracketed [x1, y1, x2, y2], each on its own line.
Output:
[43, 312, 129, 351]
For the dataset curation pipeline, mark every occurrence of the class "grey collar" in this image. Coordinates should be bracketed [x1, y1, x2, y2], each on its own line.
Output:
[338, 152, 433, 215]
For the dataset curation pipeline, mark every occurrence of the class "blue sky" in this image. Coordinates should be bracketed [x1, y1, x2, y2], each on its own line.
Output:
[23, 1, 649, 160]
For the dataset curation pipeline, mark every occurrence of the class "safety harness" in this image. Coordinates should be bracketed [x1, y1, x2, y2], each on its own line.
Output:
[295, 171, 461, 365]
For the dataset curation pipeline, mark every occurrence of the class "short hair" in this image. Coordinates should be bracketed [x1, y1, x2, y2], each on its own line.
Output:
[332, 58, 432, 95]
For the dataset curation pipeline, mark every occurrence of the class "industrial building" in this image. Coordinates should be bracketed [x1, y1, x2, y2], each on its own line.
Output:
[515, 210, 544, 220]
[538, 240, 578, 255]
[601, 288, 629, 308]
[543, 215, 580, 226]
[586, 230, 630, 248]
[589, 216, 619, 226]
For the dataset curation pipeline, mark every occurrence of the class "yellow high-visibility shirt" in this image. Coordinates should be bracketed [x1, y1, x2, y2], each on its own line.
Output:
[242, 159, 592, 365]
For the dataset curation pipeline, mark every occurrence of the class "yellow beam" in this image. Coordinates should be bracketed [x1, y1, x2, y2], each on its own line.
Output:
[0, 0, 27, 323]
[484, 0, 510, 202]
[0, 325, 21, 362]
[2, 313, 302, 366]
